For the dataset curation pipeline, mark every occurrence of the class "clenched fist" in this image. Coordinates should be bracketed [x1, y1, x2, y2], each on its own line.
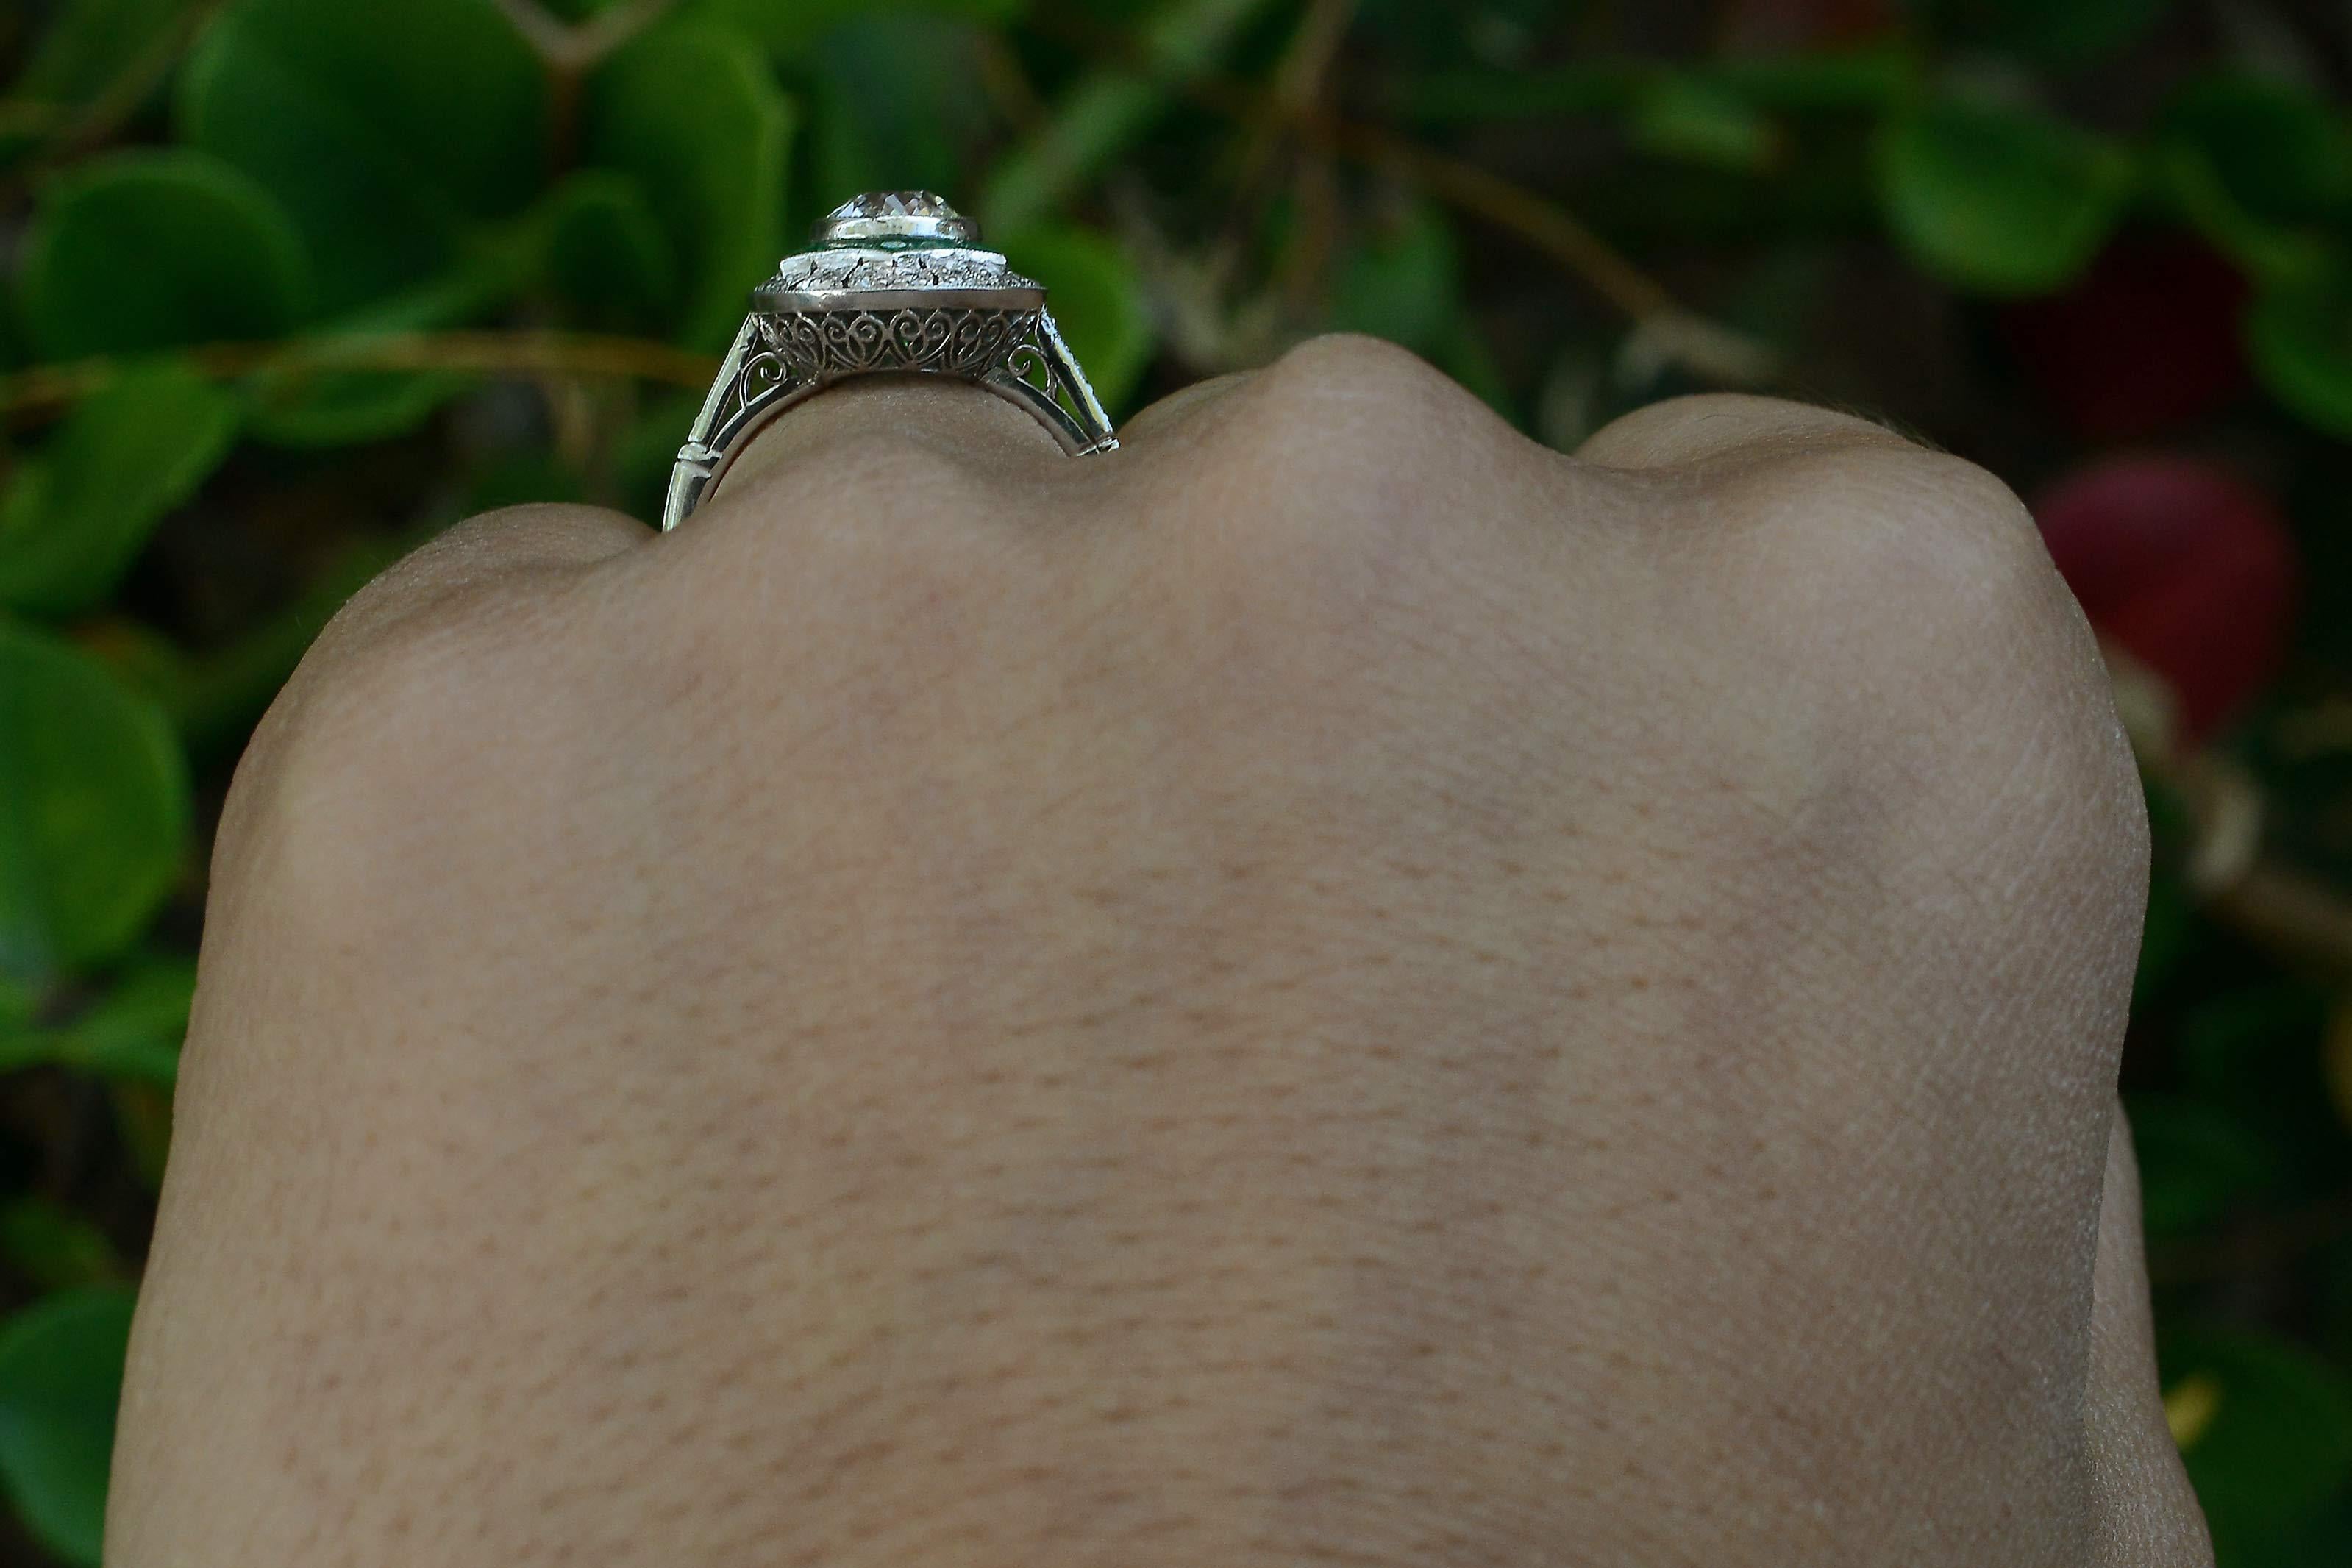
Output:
[108, 335, 2209, 1567]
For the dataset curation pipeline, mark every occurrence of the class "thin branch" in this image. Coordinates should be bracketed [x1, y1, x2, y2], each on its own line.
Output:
[1226, 0, 1358, 198]
[1026, 1, 1779, 387]
[0, 331, 719, 421]
[493, 0, 574, 59]
[2106, 643, 2352, 978]
[1, 0, 227, 183]
[571, 0, 678, 65]
[495, 0, 676, 73]
[1315, 113, 1781, 385]
[972, 31, 1050, 131]
[2206, 862, 2352, 978]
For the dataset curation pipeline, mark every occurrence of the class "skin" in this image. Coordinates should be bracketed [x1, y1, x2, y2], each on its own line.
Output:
[107, 333, 2211, 1566]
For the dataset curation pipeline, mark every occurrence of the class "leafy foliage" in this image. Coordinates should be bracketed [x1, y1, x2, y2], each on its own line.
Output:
[0, 1288, 135, 1567]
[0, 0, 2348, 1561]
[18, 148, 309, 359]
[1873, 95, 2137, 296]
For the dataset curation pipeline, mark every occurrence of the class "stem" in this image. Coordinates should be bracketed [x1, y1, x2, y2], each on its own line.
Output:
[981, 0, 1287, 238]
[0, 331, 720, 421]
[496, 0, 676, 73]
[1029, 1, 1780, 386]
[1389, 47, 1918, 123]
[1226, 0, 1358, 197]
[2109, 644, 2352, 980]
[1, 0, 227, 185]
[1235, 85, 1782, 384]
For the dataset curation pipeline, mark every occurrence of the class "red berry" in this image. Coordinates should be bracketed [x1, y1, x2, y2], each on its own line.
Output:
[2000, 233, 2251, 442]
[2031, 455, 2297, 746]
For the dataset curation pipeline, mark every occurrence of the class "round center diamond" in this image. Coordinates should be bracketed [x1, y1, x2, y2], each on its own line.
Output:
[813, 190, 977, 248]
[832, 192, 952, 221]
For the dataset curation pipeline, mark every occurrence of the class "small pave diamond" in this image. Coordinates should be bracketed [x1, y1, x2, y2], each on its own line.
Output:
[766, 248, 1036, 293]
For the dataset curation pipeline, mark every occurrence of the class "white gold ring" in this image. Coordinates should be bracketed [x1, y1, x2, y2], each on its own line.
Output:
[661, 190, 1121, 531]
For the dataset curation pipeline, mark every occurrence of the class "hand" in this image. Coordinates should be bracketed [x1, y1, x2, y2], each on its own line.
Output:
[108, 335, 2209, 1567]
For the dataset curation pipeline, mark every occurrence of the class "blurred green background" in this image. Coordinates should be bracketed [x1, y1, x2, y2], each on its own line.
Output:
[0, 0, 2348, 1561]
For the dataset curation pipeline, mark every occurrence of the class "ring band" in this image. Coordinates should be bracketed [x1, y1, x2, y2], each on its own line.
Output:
[661, 191, 1121, 532]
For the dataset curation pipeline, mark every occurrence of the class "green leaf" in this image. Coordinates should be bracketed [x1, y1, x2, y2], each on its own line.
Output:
[1328, 199, 1463, 357]
[0, 363, 243, 618]
[542, 171, 680, 334]
[2123, 1095, 2283, 1236]
[242, 246, 532, 449]
[2158, 74, 2352, 228]
[686, 0, 1029, 58]
[74, 620, 193, 748]
[16, 147, 310, 362]
[1872, 96, 2137, 296]
[1392, 49, 1925, 125]
[0, 619, 191, 982]
[2155, 74, 2352, 284]
[2160, 1325, 2352, 1558]
[995, 224, 1155, 418]
[245, 368, 469, 449]
[586, 18, 794, 354]
[978, 0, 1283, 238]
[0, 1200, 123, 1291]
[0, 1285, 138, 1568]
[1626, 76, 1783, 172]
[13, 0, 193, 107]
[0, 977, 32, 1032]
[799, 13, 992, 218]
[175, 0, 550, 312]
[616, 389, 702, 525]
[1, 0, 196, 163]
[1702, 47, 1923, 113]
[1901, 0, 2172, 64]
[2247, 260, 2352, 441]
[51, 954, 193, 1086]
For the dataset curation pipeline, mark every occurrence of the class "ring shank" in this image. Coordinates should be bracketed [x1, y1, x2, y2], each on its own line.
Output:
[661, 301, 1120, 531]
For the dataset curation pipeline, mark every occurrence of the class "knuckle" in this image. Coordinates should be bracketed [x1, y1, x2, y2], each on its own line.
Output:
[1239, 333, 1492, 485]
[1255, 329, 1464, 411]
[1728, 442, 2080, 694]
[1163, 332, 1515, 624]
[1723, 440, 2148, 883]
[220, 574, 580, 924]
[1579, 390, 1914, 469]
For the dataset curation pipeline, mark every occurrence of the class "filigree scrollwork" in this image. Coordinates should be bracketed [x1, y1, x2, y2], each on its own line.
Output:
[691, 348, 796, 443]
[760, 306, 1041, 380]
[735, 349, 788, 407]
[1004, 342, 1085, 426]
